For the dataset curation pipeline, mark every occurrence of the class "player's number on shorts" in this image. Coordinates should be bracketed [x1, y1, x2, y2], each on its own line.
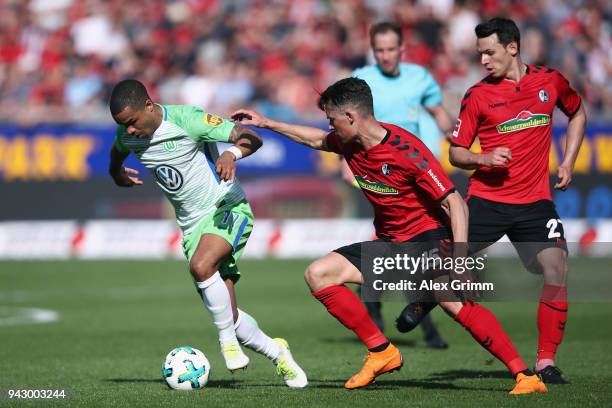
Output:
[546, 218, 563, 239]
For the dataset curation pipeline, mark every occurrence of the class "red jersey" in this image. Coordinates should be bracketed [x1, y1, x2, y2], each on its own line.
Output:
[451, 65, 581, 204]
[326, 123, 455, 242]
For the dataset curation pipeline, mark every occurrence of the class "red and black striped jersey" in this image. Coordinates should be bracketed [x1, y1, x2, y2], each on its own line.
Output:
[451, 65, 581, 204]
[326, 123, 455, 242]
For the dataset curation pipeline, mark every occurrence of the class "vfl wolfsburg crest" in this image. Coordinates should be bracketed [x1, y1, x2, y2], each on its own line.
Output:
[355, 175, 398, 195]
[163, 140, 177, 152]
[496, 110, 550, 133]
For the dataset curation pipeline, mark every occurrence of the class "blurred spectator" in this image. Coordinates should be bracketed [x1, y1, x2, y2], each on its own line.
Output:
[447, 0, 480, 54]
[70, 7, 128, 60]
[65, 57, 104, 107]
[0, 0, 609, 124]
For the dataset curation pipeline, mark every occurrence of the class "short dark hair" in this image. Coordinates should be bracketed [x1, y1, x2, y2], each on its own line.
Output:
[475, 17, 521, 51]
[318, 77, 374, 116]
[109, 79, 150, 116]
[370, 21, 403, 47]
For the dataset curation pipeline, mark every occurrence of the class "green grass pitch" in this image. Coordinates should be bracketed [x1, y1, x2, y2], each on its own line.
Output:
[1, 259, 611, 407]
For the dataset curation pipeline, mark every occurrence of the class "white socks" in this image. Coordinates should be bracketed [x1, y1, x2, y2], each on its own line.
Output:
[234, 308, 281, 362]
[196, 273, 281, 362]
[196, 272, 237, 344]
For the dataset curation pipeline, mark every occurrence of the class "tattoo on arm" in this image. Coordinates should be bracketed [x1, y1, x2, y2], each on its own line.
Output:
[238, 133, 262, 150]
[230, 125, 262, 151]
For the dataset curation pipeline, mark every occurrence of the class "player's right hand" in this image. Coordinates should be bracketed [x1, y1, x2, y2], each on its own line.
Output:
[230, 109, 268, 128]
[111, 167, 143, 187]
[480, 147, 512, 167]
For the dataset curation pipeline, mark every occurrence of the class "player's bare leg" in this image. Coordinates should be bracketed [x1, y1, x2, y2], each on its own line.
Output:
[534, 247, 569, 384]
[225, 279, 308, 388]
[190, 234, 249, 371]
[224, 278, 239, 323]
[305, 252, 402, 389]
[305, 252, 364, 292]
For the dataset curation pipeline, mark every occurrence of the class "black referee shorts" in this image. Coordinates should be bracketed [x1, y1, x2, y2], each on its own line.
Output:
[467, 196, 568, 273]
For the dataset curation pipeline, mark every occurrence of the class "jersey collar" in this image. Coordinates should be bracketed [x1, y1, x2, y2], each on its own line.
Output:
[363, 124, 391, 153]
[484, 64, 530, 85]
[380, 127, 391, 144]
[156, 103, 168, 121]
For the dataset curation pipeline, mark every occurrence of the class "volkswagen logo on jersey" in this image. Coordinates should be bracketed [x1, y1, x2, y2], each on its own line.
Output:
[381, 163, 392, 176]
[155, 164, 184, 192]
[539, 90, 549, 103]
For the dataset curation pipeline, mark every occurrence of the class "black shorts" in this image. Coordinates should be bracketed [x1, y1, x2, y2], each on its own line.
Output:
[467, 196, 568, 272]
[333, 228, 452, 273]
[334, 228, 478, 302]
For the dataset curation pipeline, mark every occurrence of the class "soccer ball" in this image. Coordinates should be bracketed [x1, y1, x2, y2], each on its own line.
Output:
[162, 346, 210, 390]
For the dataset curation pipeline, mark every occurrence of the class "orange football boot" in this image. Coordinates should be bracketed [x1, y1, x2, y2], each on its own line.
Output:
[509, 373, 548, 395]
[344, 343, 403, 389]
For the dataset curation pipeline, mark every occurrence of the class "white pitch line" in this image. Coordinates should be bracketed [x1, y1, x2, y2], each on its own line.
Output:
[0, 307, 59, 326]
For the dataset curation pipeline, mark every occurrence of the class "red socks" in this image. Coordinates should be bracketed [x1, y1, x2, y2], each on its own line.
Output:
[537, 284, 568, 361]
[313, 285, 388, 350]
[455, 302, 527, 375]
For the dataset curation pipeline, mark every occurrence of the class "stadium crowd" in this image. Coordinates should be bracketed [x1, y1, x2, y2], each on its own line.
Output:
[0, 0, 609, 124]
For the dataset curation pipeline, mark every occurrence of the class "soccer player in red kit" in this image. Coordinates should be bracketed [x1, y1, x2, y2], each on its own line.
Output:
[448, 18, 586, 384]
[232, 78, 547, 394]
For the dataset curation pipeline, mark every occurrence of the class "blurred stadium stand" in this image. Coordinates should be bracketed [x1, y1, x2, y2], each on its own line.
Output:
[0, 0, 609, 123]
[0, 0, 610, 258]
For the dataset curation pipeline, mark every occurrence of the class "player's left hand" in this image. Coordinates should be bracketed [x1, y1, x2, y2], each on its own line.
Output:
[215, 151, 237, 182]
[554, 164, 572, 191]
[111, 166, 143, 187]
[231, 109, 268, 128]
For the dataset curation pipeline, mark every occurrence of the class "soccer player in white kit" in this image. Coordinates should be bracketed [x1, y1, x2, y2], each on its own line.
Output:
[108, 79, 307, 388]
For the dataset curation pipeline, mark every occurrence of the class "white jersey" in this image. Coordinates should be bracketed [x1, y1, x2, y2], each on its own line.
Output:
[114, 104, 246, 235]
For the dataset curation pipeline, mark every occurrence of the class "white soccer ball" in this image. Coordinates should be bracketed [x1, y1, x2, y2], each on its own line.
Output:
[162, 346, 210, 390]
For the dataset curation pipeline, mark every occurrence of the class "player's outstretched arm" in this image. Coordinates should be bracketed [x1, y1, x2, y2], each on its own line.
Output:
[449, 145, 512, 170]
[231, 109, 330, 151]
[555, 104, 586, 191]
[440, 190, 477, 300]
[440, 190, 468, 243]
[109, 144, 143, 187]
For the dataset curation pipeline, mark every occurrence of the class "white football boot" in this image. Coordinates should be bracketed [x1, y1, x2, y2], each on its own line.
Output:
[221, 341, 250, 372]
[273, 338, 308, 388]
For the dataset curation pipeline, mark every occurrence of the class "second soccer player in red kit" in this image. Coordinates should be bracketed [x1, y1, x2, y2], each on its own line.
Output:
[448, 18, 586, 384]
[232, 78, 547, 394]
[402, 17, 585, 385]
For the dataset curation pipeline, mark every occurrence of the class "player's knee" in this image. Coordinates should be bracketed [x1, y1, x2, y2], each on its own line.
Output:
[304, 261, 332, 291]
[541, 257, 568, 285]
[189, 257, 217, 282]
